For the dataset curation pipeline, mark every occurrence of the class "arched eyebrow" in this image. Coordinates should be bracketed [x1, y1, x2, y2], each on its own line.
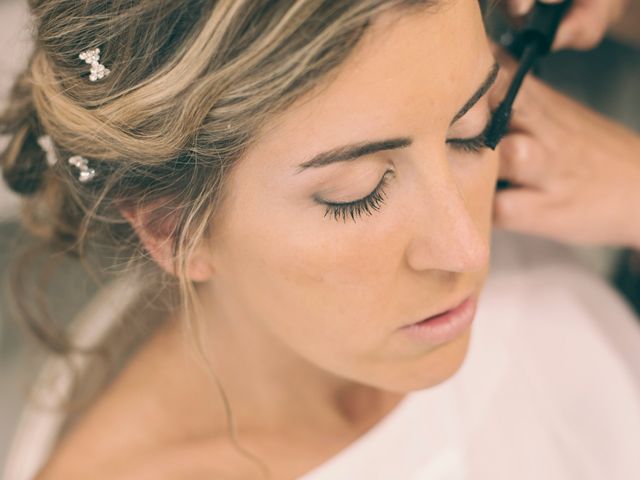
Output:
[294, 60, 500, 175]
[450, 61, 499, 125]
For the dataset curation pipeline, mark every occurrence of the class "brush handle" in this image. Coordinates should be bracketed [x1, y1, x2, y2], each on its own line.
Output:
[520, 0, 572, 54]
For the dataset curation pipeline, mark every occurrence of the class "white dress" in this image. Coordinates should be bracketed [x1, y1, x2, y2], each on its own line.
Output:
[298, 232, 640, 480]
[4, 230, 640, 480]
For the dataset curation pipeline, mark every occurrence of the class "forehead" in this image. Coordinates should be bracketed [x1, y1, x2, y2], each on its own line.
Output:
[240, 0, 491, 173]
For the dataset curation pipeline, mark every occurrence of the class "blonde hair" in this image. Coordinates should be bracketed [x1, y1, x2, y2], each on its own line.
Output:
[0, 0, 454, 476]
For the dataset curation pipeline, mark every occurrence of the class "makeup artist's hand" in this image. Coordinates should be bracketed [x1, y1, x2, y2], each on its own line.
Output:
[505, 0, 629, 50]
[490, 47, 640, 249]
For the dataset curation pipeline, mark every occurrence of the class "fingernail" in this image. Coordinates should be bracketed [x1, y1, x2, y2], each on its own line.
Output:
[509, 0, 532, 16]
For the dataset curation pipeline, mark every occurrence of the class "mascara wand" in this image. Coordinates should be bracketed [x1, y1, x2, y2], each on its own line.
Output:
[484, 0, 572, 149]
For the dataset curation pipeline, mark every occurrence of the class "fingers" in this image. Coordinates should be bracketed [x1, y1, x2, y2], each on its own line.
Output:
[493, 119, 554, 234]
[507, 0, 535, 16]
[498, 133, 549, 187]
[493, 187, 547, 233]
[552, 2, 609, 50]
[508, 0, 628, 52]
[508, 0, 565, 16]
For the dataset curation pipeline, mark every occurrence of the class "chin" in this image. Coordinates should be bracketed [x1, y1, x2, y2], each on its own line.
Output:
[386, 326, 473, 394]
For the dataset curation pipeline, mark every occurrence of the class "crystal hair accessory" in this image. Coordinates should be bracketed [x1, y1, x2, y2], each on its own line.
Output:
[36, 134, 96, 183]
[37, 135, 59, 166]
[68, 155, 96, 183]
[79, 47, 110, 82]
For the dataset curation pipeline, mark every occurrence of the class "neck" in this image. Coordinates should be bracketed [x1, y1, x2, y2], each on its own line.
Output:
[137, 283, 405, 441]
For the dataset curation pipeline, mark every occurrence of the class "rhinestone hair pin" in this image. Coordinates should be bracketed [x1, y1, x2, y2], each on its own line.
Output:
[79, 47, 110, 82]
[37, 134, 59, 167]
[68, 155, 96, 183]
[36, 134, 96, 183]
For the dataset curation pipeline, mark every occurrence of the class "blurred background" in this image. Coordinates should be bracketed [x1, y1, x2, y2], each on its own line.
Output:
[1, 0, 639, 473]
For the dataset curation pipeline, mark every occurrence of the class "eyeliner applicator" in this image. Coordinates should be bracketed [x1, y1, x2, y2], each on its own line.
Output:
[484, 0, 572, 149]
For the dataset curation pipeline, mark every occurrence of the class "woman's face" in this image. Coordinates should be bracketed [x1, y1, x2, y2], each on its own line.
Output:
[205, 0, 499, 393]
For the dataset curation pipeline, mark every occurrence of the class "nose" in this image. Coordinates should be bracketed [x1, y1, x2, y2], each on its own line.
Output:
[404, 165, 490, 273]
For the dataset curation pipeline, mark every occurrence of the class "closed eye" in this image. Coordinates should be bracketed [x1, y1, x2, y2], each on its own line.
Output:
[446, 131, 488, 154]
[446, 109, 501, 154]
[320, 170, 393, 223]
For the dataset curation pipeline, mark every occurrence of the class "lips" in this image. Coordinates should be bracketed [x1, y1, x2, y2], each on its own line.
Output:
[410, 293, 475, 326]
[400, 293, 478, 344]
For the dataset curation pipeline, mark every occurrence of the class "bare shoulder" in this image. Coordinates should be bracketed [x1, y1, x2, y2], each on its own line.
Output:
[33, 413, 259, 478]
[35, 437, 261, 480]
[33, 324, 260, 480]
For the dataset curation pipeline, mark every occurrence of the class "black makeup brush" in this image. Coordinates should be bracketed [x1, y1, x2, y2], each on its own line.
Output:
[484, 0, 572, 150]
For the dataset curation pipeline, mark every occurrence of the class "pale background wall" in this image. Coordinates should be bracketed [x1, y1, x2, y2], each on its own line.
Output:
[0, 0, 31, 221]
[0, 0, 638, 473]
[0, 0, 36, 470]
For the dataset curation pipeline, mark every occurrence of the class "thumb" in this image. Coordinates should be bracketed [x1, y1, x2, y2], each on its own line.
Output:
[493, 187, 547, 233]
[551, 4, 607, 50]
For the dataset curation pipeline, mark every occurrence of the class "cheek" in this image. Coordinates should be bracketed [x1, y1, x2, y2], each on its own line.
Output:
[219, 199, 405, 359]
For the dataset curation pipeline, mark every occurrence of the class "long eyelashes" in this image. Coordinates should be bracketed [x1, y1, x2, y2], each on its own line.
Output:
[446, 133, 488, 154]
[322, 114, 504, 223]
[323, 171, 392, 223]
[447, 109, 506, 153]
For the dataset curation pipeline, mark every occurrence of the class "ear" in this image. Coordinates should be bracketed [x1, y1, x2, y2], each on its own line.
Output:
[119, 203, 215, 282]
